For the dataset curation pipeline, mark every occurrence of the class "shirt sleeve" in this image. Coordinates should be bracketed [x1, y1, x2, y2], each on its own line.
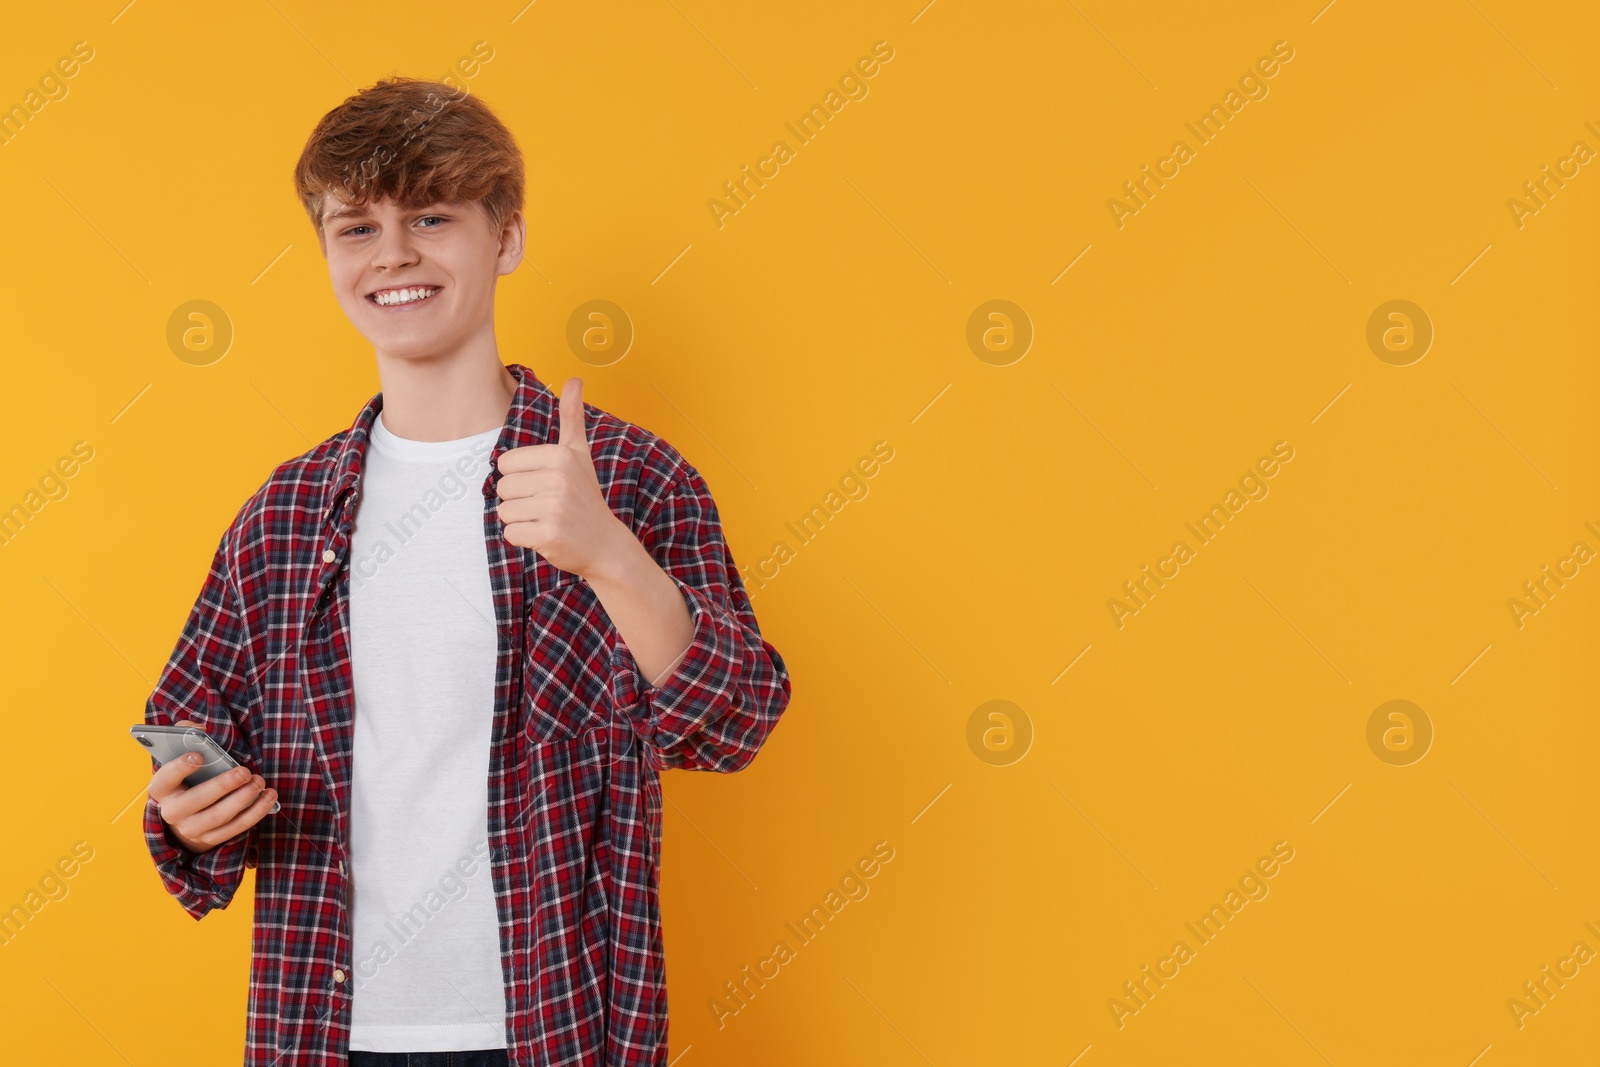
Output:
[140, 526, 261, 921]
[608, 461, 792, 772]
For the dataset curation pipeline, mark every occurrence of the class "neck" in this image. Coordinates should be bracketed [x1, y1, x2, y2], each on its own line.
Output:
[371, 344, 520, 441]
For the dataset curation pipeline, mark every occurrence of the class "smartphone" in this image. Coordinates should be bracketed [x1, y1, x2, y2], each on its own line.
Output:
[130, 724, 279, 814]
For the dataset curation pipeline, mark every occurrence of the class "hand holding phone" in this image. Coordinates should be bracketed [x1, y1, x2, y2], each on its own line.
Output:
[135, 719, 278, 854]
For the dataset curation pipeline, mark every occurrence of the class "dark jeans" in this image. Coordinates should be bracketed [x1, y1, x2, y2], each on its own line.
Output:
[348, 1051, 508, 1066]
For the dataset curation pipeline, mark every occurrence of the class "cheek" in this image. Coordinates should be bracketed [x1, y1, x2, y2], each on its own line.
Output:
[325, 261, 355, 294]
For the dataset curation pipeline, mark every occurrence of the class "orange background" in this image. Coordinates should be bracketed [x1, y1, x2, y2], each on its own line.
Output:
[1, 1, 1596, 1063]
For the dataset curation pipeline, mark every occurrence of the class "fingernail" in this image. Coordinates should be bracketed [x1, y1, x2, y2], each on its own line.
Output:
[187, 753, 202, 765]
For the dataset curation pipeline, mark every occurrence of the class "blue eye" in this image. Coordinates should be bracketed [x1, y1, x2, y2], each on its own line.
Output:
[338, 216, 445, 237]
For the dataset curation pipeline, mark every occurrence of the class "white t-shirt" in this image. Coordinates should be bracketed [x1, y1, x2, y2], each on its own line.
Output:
[345, 409, 508, 1052]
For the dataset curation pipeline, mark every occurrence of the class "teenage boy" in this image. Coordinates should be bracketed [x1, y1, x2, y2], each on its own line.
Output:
[140, 76, 791, 1067]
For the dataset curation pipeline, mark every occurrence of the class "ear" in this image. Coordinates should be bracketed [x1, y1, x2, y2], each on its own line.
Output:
[496, 208, 526, 277]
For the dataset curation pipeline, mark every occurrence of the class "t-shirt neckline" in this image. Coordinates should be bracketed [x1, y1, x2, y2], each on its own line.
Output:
[369, 408, 501, 462]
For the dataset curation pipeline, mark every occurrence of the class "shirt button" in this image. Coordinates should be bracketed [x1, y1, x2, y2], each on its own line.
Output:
[333, 968, 346, 983]
[322, 549, 336, 563]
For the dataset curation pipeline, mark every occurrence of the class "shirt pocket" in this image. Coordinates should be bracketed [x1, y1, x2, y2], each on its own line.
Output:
[522, 576, 613, 745]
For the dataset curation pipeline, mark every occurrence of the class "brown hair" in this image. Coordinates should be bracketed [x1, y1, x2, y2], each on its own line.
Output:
[293, 76, 524, 242]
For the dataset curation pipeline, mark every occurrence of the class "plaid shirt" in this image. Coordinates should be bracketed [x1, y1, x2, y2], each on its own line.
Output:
[141, 362, 792, 1066]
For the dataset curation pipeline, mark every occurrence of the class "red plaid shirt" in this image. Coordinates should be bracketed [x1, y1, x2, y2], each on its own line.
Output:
[141, 362, 792, 1066]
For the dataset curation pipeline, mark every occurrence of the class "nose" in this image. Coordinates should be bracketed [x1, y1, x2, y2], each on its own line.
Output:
[370, 224, 420, 272]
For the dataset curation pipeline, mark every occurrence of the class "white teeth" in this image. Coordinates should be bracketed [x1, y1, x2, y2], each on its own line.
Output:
[374, 287, 438, 306]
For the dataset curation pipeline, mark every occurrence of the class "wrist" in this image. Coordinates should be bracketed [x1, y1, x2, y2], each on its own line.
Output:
[166, 819, 208, 855]
[585, 517, 651, 592]
[647, 639, 694, 689]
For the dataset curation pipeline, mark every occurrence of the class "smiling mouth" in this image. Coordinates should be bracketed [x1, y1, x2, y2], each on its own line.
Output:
[367, 286, 441, 308]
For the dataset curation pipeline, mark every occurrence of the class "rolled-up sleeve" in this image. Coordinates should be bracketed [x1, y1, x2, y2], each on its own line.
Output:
[140, 527, 260, 920]
[609, 461, 791, 772]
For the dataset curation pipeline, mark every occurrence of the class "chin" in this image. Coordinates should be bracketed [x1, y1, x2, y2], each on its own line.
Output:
[352, 324, 432, 355]
[375, 341, 456, 363]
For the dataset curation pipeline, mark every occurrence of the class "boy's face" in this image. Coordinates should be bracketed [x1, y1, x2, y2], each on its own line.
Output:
[318, 194, 524, 362]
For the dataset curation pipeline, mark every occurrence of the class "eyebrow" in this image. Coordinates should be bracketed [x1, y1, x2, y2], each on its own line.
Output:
[322, 203, 450, 225]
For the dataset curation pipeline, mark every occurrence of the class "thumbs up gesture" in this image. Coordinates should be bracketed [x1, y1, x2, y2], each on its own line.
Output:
[495, 376, 630, 579]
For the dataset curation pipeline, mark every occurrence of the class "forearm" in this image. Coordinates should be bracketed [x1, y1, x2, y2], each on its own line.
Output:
[585, 465, 791, 773]
[586, 524, 695, 688]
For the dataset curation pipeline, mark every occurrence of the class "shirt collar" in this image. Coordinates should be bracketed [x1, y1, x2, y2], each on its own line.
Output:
[321, 361, 554, 532]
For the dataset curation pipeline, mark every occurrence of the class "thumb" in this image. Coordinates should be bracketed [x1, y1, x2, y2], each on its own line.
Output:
[558, 376, 589, 453]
